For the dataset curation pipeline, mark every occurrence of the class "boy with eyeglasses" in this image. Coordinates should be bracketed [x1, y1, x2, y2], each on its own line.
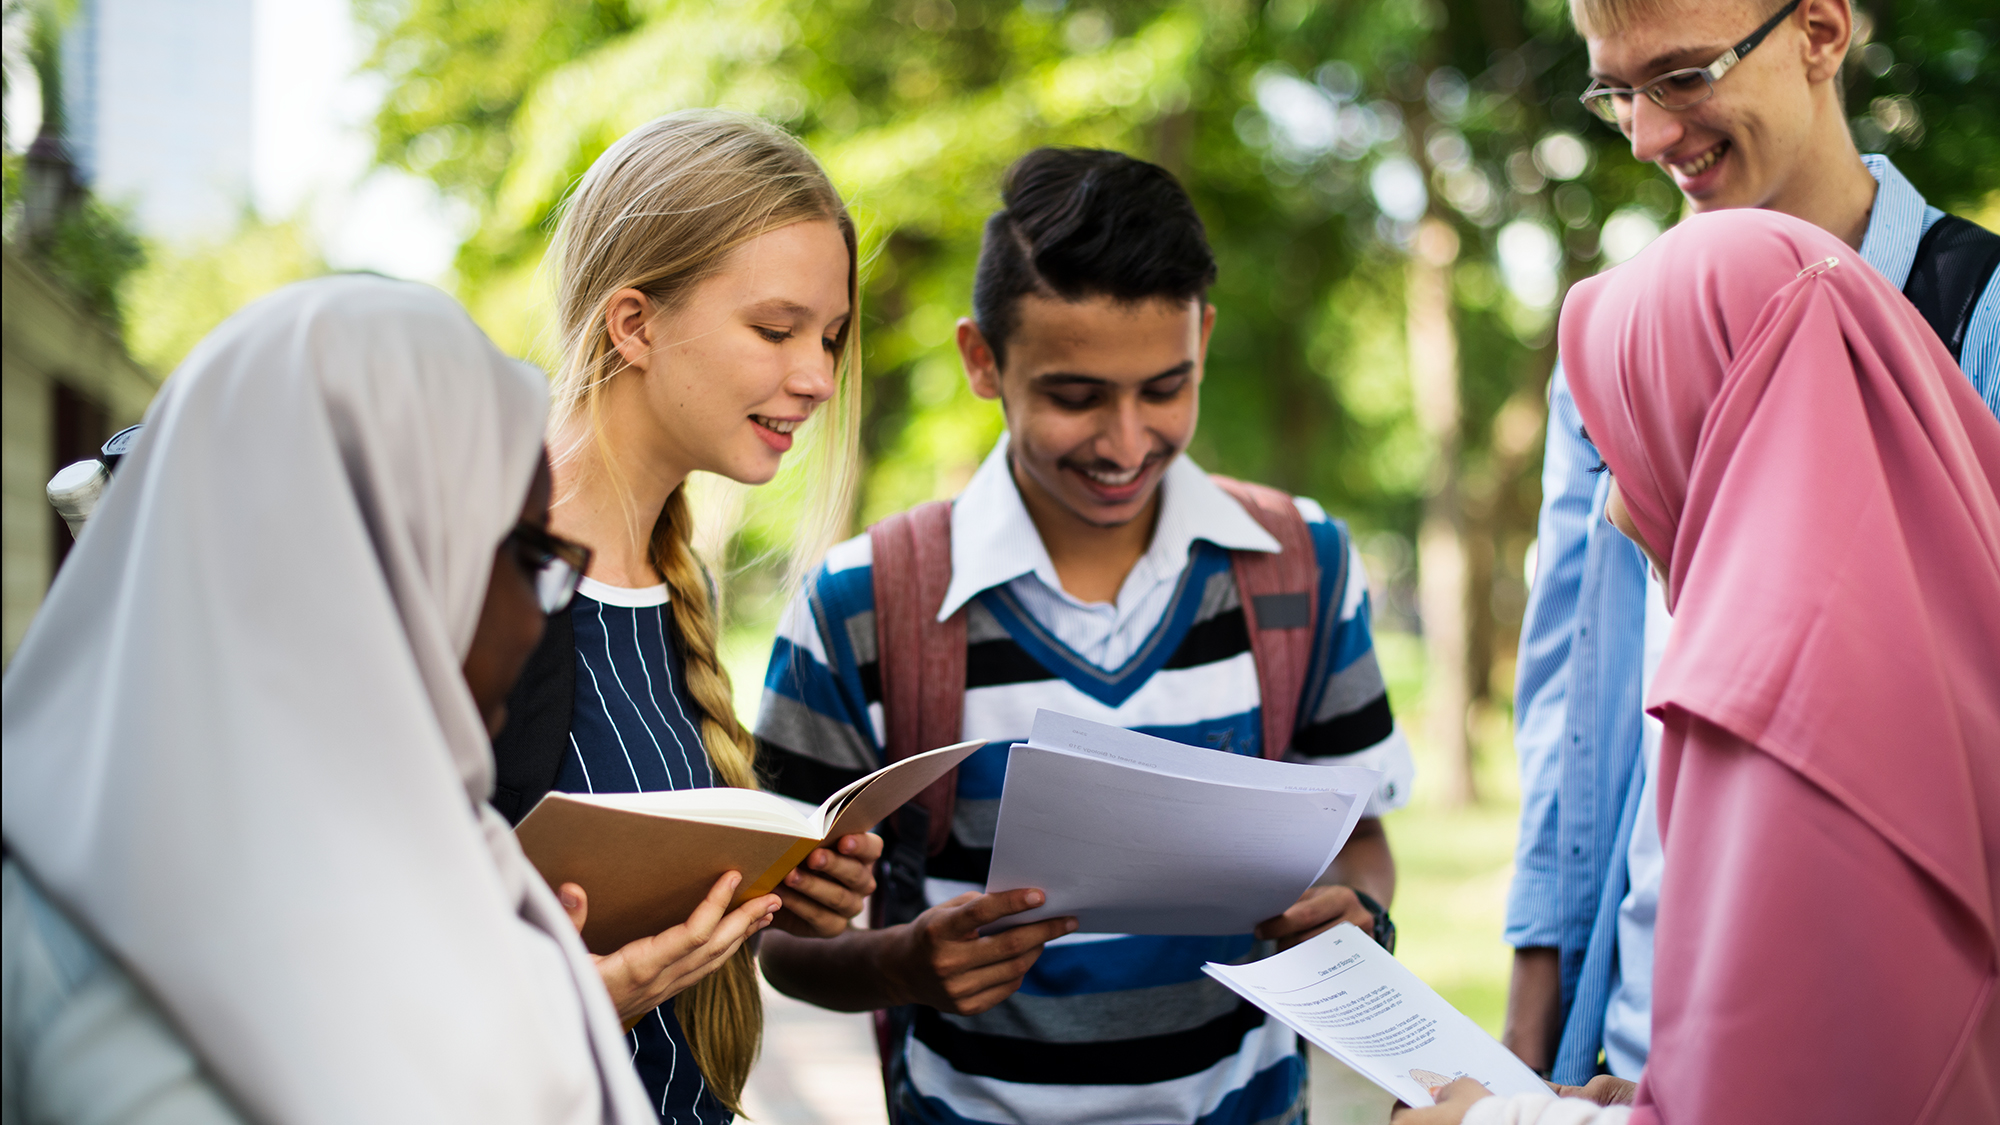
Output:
[1505, 0, 1999, 1088]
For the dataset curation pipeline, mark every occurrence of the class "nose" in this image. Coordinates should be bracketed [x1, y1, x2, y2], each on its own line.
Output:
[1626, 95, 1685, 166]
[785, 345, 838, 407]
[1099, 396, 1150, 467]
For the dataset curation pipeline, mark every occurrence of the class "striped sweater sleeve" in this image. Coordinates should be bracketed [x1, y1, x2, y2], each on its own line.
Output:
[1285, 500, 1415, 815]
[753, 535, 886, 804]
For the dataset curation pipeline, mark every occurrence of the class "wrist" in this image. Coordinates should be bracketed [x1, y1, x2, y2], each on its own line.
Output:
[1350, 888, 1396, 953]
[871, 921, 926, 1008]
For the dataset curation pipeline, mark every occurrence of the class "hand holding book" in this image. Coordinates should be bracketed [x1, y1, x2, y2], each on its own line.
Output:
[515, 739, 984, 955]
[556, 870, 780, 1029]
[769, 830, 884, 939]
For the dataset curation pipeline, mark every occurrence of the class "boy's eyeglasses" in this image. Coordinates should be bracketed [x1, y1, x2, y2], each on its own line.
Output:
[506, 521, 592, 614]
[1580, 0, 1801, 130]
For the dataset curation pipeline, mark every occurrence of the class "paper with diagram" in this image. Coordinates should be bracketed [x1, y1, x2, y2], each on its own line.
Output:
[1205, 923, 1549, 1107]
[982, 710, 1379, 935]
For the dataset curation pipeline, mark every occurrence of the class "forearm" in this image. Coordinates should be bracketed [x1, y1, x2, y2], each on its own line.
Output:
[759, 926, 909, 1012]
[1320, 816, 1395, 906]
[1501, 945, 1563, 1073]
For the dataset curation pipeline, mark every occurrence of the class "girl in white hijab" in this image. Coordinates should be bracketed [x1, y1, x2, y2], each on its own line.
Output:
[1, 274, 672, 1123]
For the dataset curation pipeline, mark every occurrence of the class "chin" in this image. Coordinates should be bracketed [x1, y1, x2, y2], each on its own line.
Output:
[711, 445, 785, 487]
[1063, 491, 1155, 529]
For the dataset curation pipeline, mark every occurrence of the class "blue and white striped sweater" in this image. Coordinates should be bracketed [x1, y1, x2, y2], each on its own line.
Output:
[757, 511, 1410, 1125]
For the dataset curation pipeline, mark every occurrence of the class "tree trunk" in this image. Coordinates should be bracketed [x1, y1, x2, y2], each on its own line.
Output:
[1408, 217, 1477, 806]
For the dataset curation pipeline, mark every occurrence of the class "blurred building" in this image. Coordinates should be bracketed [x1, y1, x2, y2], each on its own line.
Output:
[1, 241, 155, 666]
[3, 0, 249, 663]
[62, 0, 254, 240]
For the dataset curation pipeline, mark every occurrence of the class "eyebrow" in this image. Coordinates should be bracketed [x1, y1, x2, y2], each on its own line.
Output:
[1030, 361, 1195, 388]
[743, 298, 829, 321]
[1591, 42, 1727, 83]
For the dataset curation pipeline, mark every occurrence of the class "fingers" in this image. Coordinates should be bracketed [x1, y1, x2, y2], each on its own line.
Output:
[658, 892, 780, 979]
[673, 871, 745, 944]
[940, 944, 1048, 1000]
[772, 883, 851, 939]
[920, 913, 1075, 1013]
[935, 888, 1054, 941]
[978, 915, 1077, 961]
[557, 883, 589, 934]
[1255, 885, 1365, 941]
[796, 843, 878, 899]
[782, 861, 866, 917]
[1433, 1077, 1493, 1106]
[951, 976, 1034, 1015]
[1577, 1076, 1637, 1106]
[837, 831, 885, 865]
[712, 892, 783, 950]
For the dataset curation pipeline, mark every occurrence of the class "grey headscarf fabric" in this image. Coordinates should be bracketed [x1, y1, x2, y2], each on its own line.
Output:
[2, 275, 653, 1124]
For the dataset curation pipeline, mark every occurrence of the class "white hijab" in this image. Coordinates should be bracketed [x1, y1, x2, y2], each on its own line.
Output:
[2, 275, 654, 1124]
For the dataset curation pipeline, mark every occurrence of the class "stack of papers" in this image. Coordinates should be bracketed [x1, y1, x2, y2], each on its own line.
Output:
[983, 711, 1380, 935]
[1205, 924, 1549, 1107]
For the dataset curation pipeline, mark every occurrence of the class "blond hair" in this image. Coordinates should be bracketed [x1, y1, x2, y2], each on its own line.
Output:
[547, 109, 860, 1112]
[1570, 0, 1819, 37]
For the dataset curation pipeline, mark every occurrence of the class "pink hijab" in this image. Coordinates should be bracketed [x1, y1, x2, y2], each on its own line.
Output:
[1560, 207, 2000, 1121]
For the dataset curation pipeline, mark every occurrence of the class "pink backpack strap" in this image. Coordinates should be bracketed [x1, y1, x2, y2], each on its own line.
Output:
[869, 500, 965, 856]
[1211, 476, 1321, 760]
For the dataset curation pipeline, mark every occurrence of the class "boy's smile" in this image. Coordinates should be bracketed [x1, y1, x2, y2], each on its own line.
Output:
[1583, 0, 1828, 215]
[959, 293, 1213, 534]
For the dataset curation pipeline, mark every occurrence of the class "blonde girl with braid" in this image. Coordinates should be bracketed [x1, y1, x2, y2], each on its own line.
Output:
[488, 109, 876, 1123]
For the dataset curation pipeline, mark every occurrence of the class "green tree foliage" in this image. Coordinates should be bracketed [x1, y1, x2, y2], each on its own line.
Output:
[1844, 2, 1998, 212]
[119, 215, 325, 374]
[3, 0, 147, 325]
[361, 0, 1996, 693]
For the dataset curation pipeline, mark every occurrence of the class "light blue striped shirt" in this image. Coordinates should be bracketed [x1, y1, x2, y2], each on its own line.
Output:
[1506, 154, 2000, 1085]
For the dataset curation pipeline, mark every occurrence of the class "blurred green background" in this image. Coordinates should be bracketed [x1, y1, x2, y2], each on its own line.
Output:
[9, 0, 1998, 1034]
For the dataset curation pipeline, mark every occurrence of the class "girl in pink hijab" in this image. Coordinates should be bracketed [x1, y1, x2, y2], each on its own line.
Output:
[1546, 206, 2000, 1124]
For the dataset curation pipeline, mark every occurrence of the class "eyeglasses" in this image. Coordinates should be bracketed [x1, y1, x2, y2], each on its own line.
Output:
[506, 521, 592, 614]
[1580, 0, 1801, 130]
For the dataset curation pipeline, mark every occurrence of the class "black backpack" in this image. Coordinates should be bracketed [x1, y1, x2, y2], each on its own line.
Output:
[1904, 214, 2000, 364]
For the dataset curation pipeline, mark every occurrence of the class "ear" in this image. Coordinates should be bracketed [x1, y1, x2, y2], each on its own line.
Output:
[958, 318, 1004, 401]
[1798, 0, 1852, 84]
[1196, 302, 1217, 379]
[605, 289, 656, 373]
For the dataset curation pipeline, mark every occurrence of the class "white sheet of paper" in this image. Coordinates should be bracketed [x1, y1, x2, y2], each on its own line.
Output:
[1021, 711, 1379, 875]
[1204, 924, 1548, 1107]
[982, 711, 1377, 935]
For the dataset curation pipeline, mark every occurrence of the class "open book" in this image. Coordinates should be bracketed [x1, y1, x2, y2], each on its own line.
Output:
[516, 739, 983, 954]
[1205, 923, 1548, 1107]
[983, 711, 1380, 935]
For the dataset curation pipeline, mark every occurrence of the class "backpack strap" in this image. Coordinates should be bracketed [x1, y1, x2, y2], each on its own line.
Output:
[1904, 214, 2000, 363]
[1212, 476, 1321, 761]
[869, 500, 966, 857]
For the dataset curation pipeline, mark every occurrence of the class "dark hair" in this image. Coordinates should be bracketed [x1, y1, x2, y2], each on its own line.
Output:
[972, 147, 1217, 368]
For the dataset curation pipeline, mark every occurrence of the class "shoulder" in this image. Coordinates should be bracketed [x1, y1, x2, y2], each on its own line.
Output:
[803, 532, 876, 616]
[1288, 495, 1358, 576]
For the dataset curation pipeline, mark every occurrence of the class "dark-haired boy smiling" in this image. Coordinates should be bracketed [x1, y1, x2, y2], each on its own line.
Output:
[755, 149, 1415, 1124]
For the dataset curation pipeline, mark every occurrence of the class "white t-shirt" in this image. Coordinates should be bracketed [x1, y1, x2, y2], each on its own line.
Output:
[1603, 569, 1671, 1079]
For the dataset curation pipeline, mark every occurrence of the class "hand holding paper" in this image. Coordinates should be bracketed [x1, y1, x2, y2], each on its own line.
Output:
[1204, 923, 1548, 1108]
[983, 711, 1380, 935]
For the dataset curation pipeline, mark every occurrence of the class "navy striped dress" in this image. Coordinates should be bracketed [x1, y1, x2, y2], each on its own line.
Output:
[555, 577, 728, 1125]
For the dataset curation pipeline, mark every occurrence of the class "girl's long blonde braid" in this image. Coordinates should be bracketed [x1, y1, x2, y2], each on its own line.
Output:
[546, 109, 860, 1114]
[654, 487, 764, 1102]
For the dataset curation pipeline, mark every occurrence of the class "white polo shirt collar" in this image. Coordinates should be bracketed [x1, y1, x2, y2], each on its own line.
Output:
[937, 433, 1280, 622]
